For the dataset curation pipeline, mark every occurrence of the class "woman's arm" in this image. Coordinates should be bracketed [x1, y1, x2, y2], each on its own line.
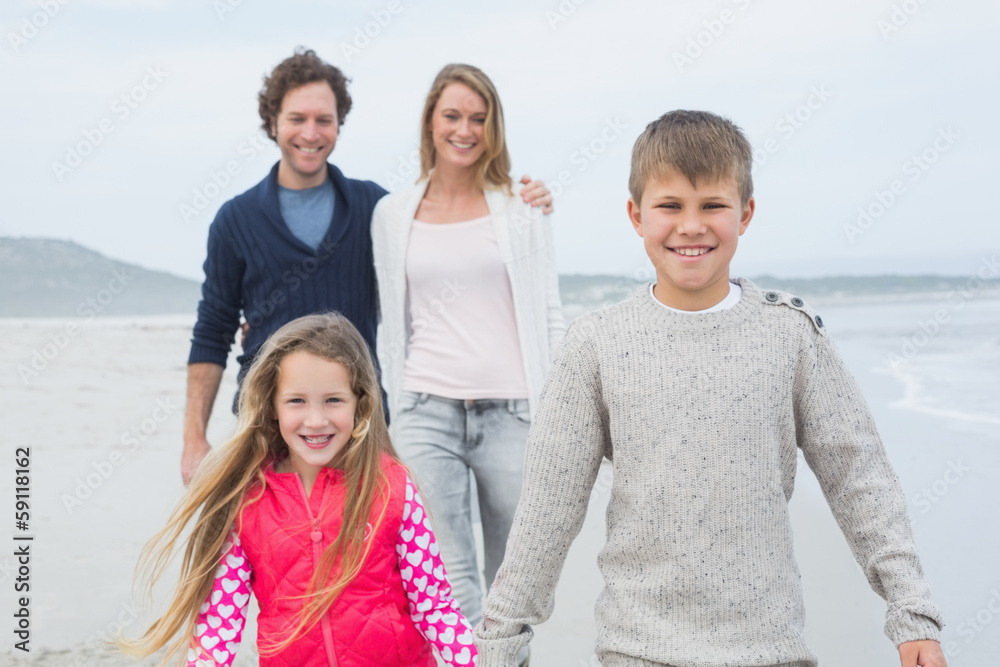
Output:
[540, 213, 566, 355]
[397, 476, 477, 666]
[187, 532, 252, 667]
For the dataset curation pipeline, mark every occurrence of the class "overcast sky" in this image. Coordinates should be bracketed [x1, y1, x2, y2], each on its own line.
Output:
[3, 0, 998, 281]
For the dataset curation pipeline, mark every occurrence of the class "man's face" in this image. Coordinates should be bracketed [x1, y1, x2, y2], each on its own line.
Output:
[272, 81, 338, 189]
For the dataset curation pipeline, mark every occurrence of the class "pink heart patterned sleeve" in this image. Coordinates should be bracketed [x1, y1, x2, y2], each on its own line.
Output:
[398, 476, 478, 666]
[188, 479, 476, 666]
[187, 532, 252, 667]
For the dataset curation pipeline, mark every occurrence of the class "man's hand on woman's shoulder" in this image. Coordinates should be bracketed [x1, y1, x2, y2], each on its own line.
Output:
[519, 175, 554, 215]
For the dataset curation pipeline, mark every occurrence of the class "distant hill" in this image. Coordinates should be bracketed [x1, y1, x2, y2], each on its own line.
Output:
[0, 237, 201, 317]
[2, 237, 997, 318]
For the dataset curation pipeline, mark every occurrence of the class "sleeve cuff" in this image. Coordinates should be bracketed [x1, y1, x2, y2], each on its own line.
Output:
[188, 343, 230, 368]
[886, 603, 944, 646]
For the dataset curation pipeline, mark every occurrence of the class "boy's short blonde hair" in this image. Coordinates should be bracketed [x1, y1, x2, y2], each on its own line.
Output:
[629, 110, 753, 207]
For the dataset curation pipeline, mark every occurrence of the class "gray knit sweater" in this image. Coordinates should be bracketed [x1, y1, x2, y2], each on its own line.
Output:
[474, 278, 943, 667]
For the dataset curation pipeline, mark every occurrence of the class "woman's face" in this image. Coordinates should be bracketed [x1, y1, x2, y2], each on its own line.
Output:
[430, 82, 488, 172]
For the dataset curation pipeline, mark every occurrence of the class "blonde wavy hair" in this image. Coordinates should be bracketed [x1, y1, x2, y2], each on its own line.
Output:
[418, 63, 513, 194]
[118, 313, 400, 664]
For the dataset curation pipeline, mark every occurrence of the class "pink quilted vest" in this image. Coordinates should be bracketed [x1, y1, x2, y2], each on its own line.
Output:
[237, 454, 435, 666]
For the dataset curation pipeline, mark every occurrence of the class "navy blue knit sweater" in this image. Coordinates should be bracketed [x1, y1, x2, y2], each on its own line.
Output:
[188, 162, 387, 381]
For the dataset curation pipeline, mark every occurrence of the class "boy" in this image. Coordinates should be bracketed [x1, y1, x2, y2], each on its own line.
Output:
[474, 111, 946, 667]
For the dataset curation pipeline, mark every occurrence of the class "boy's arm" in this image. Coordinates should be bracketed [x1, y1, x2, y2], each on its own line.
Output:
[796, 334, 944, 646]
[475, 321, 610, 664]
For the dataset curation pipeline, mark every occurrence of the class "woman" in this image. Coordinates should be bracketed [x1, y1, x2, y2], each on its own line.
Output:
[372, 63, 565, 632]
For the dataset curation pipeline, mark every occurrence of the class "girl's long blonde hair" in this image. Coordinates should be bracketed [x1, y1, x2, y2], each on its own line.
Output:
[118, 313, 400, 664]
[418, 63, 513, 194]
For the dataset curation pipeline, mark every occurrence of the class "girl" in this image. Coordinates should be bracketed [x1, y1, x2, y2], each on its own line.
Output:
[119, 313, 477, 666]
[371, 63, 565, 634]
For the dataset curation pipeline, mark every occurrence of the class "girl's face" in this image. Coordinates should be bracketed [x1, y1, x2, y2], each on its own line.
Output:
[273, 350, 357, 476]
[430, 82, 488, 171]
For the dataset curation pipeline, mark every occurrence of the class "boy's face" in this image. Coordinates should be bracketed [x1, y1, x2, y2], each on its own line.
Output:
[628, 171, 754, 311]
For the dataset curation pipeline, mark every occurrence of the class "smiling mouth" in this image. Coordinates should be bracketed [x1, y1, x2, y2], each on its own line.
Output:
[449, 141, 475, 150]
[670, 247, 713, 257]
[296, 145, 321, 154]
[301, 434, 333, 448]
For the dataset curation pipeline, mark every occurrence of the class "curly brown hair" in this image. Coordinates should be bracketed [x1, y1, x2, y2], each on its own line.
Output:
[258, 47, 352, 141]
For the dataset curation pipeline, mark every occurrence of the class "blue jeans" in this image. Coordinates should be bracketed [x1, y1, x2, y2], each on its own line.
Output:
[392, 391, 530, 626]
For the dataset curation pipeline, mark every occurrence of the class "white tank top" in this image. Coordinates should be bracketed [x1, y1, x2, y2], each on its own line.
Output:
[401, 216, 529, 399]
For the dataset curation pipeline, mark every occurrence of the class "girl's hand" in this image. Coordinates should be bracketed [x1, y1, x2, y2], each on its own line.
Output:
[898, 639, 947, 667]
[519, 175, 553, 215]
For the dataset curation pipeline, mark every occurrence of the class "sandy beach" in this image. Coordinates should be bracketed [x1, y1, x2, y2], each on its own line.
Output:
[1, 294, 998, 665]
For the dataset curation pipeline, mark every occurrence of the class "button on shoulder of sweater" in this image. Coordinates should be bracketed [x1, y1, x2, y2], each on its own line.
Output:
[759, 288, 826, 336]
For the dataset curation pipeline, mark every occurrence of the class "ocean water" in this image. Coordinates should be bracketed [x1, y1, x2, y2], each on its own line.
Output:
[788, 294, 1000, 665]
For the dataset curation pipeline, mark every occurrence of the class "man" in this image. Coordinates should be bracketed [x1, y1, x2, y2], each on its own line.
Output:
[182, 48, 551, 484]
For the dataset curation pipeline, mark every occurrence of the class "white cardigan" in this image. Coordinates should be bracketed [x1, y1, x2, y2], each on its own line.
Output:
[372, 179, 566, 421]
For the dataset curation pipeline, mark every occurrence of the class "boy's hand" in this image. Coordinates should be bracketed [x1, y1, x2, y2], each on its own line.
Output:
[898, 639, 947, 667]
[519, 174, 554, 215]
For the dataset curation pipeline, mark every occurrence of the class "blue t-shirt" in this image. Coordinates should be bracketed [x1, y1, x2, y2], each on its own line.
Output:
[278, 179, 335, 249]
